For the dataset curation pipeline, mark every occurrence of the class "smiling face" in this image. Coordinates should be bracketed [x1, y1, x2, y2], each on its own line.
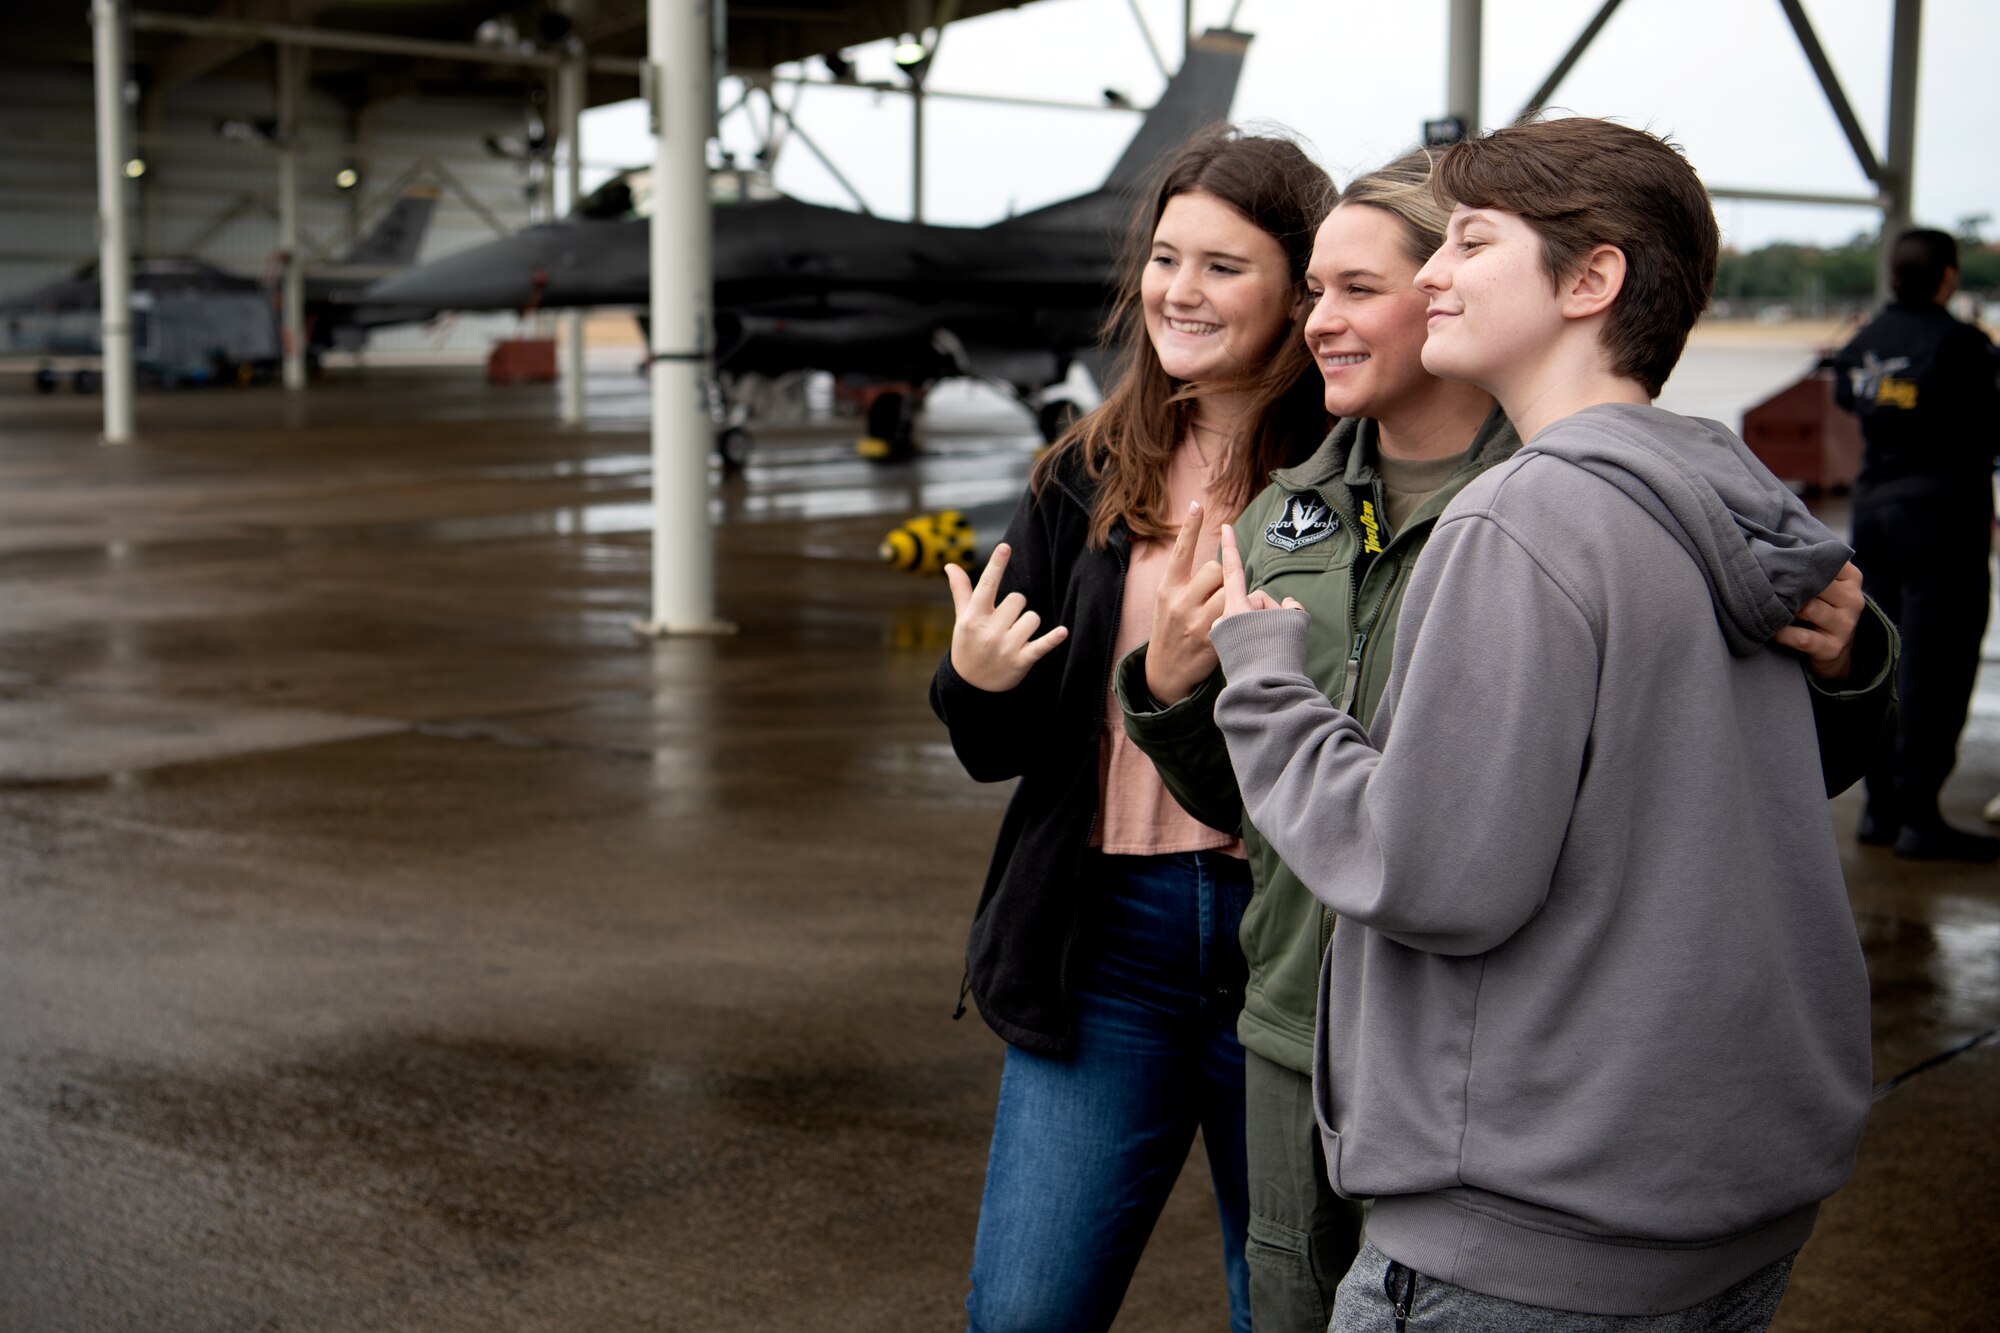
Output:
[1300, 204, 1438, 421]
[1141, 190, 1296, 385]
[1414, 205, 1568, 395]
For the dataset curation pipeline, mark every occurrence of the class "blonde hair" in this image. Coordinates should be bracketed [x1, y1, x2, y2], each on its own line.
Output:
[1335, 147, 1450, 268]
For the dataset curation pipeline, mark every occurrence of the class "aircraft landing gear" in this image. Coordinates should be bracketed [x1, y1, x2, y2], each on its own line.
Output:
[706, 375, 752, 474]
[715, 425, 751, 472]
[1036, 397, 1080, 444]
[857, 387, 917, 463]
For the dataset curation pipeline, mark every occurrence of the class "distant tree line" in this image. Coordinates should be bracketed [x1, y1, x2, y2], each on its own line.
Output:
[1713, 224, 1999, 315]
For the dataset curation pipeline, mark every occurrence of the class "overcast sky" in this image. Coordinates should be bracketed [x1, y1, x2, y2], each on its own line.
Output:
[581, 0, 1997, 251]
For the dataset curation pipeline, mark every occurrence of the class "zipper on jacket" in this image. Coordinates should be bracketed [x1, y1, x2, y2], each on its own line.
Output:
[1335, 630, 1369, 714]
[1344, 495, 1433, 709]
[1303, 446, 1482, 968]
[951, 969, 971, 1021]
[1320, 507, 1415, 961]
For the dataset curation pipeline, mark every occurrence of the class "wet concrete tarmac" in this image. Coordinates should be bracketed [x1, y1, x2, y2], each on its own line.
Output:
[1, 365, 1995, 1331]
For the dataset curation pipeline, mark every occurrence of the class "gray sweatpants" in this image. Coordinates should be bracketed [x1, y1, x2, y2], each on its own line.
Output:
[1330, 1238, 1795, 1332]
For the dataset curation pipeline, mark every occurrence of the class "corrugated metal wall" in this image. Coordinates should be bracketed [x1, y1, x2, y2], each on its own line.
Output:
[0, 58, 541, 353]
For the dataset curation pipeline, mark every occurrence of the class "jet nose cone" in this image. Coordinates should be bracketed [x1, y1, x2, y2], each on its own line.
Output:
[363, 235, 548, 310]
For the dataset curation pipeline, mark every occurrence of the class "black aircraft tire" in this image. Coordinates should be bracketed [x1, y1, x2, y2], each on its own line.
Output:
[716, 426, 751, 473]
[865, 391, 903, 439]
[871, 434, 917, 464]
[861, 393, 916, 464]
[73, 369, 99, 394]
[865, 391, 911, 449]
[1037, 398, 1080, 444]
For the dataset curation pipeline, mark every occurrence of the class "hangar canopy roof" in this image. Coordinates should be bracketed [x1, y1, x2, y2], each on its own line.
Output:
[16, 1, 1042, 106]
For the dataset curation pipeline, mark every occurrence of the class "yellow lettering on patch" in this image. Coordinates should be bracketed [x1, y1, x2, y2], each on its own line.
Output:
[1359, 500, 1383, 555]
[1873, 376, 1918, 410]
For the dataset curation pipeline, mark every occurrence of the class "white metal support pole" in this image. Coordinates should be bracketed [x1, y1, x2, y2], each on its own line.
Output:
[558, 50, 587, 424]
[92, 0, 135, 444]
[1879, 0, 1922, 301]
[1447, 0, 1482, 133]
[277, 42, 306, 391]
[637, 0, 729, 636]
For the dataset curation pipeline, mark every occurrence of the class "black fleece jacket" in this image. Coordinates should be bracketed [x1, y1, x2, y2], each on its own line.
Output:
[930, 453, 1128, 1056]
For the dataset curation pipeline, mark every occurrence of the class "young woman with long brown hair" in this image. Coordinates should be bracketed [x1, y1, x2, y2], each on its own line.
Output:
[929, 126, 1331, 1333]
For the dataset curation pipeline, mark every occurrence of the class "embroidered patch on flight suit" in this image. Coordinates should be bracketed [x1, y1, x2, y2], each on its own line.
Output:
[1358, 500, 1383, 554]
[1849, 352, 1917, 411]
[1264, 494, 1339, 552]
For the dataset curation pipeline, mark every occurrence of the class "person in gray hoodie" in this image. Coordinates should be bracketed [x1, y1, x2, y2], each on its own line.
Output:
[1206, 117, 1874, 1328]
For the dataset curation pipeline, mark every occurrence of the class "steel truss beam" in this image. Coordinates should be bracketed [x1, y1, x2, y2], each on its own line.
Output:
[1512, 0, 1924, 298]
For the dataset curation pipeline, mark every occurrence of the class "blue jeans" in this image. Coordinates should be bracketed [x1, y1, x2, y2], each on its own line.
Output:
[966, 850, 1254, 1333]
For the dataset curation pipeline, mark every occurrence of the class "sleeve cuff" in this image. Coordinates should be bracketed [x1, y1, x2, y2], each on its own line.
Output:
[1806, 597, 1897, 700]
[1210, 609, 1313, 680]
[1116, 646, 1227, 741]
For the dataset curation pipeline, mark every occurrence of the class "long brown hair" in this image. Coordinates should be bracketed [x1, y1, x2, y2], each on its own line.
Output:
[1033, 125, 1334, 549]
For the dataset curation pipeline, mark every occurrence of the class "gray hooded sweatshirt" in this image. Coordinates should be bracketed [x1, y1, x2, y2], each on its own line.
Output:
[1210, 403, 1873, 1316]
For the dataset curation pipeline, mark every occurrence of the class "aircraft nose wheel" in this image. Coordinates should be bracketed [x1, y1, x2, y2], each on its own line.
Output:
[1036, 397, 1080, 444]
[859, 389, 917, 463]
[715, 426, 751, 473]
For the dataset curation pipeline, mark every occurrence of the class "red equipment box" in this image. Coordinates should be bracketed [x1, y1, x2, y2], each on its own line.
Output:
[1740, 369, 1864, 493]
[486, 338, 557, 384]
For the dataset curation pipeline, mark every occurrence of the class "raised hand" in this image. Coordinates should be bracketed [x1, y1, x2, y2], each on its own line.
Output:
[1144, 502, 1229, 705]
[1214, 523, 1302, 629]
[1773, 562, 1863, 683]
[944, 543, 1070, 692]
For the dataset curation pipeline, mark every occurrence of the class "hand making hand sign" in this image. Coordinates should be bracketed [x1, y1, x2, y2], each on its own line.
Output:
[1214, 523, 1304, 628]
[944, 543, 1069, 692]
[1143, 502, 1230, 705]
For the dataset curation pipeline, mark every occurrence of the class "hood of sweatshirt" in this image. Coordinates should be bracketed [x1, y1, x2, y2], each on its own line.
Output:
[1525, 403, 1852, 656]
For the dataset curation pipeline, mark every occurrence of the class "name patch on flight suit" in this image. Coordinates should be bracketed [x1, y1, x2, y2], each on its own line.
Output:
[1358, 500, 1384, 555]
[1264, 494, 1340, 552]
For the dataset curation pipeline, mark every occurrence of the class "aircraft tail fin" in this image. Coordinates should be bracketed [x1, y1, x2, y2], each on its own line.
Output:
[340, 185, 441, 269]
[1101, 28, 1251, 192]
[996, 28, 1249, 230]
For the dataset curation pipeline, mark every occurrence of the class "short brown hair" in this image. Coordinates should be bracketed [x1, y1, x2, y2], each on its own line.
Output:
[1434, 118, 1717, 397]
